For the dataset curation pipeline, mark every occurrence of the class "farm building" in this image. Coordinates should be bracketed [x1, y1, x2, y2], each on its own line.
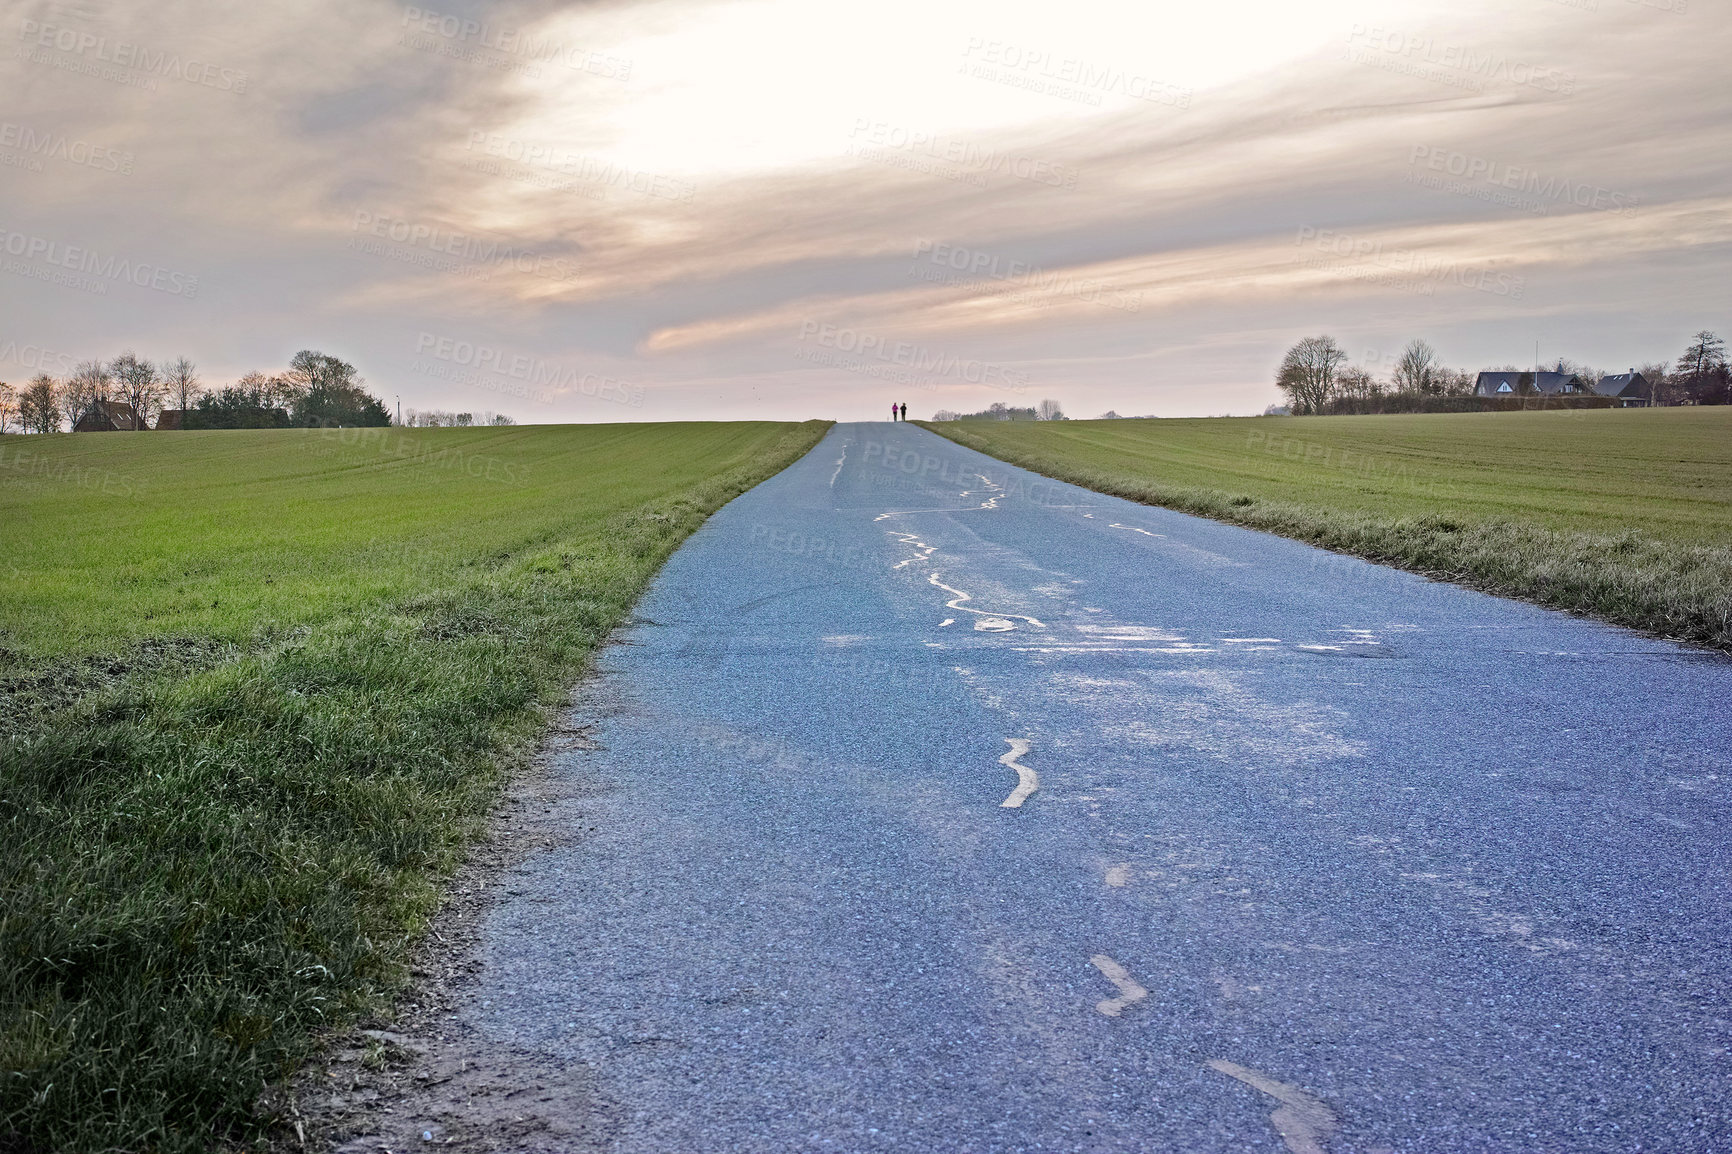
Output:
[1473, 370, 1587, 397]
[72, 401, 148, 431]
[1592, 372, 1652, 407]
[154, 409, 185, 429]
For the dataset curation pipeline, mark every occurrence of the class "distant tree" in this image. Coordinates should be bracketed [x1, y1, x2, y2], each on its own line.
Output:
[110, 351, 163, 429]
[1515, 370, 1536, 396]
[931, 409, 960, 421]
[185, 372, 296, 429]
[283, 350, 390, 427]
[454, 412, 474, 427]
[60, 360, 114, 426]
[1335, 365, 1380, 402]
[1677, 331, 1727, 378]
[1276, 335, 1345, 414]
[952, 402, 1039, 421]
[1635, 361, 1674, 406]
[1391, 339, 1438, 395]
[1674, 331, 1729, 405]
[0, 382, 15, 433]
[163, 356, 201, 414]
[19, 374, 62, 433]
[1553, 359, 1604, 391]
[1430, 367, 1476, 397]
[488, 413, 516, 426]
[1037, 398, 1065, 420]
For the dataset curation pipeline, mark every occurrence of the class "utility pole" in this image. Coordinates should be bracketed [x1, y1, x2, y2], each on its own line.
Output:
[395, 395, 402, 426]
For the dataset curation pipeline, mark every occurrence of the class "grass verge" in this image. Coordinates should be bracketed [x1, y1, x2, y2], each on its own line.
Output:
[0, 420, 830, 1153]
[921, 412, 1732, 649]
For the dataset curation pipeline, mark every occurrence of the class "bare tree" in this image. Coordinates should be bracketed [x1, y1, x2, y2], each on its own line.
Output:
[1434, 367, 1476, 397]
[1635, 361, 1673, 406]
[1677, 331, 1727, 378]
[163, 356, 201, 414]
[19, 374, 62, 433]
[1391, 339, 1438, 395]
[111, 351, 163, 429]
[61, 360, 114, 427]
[1276, 335, 1345, 414]
[0, 382, 15, 433]
[1674, 331, 1729, 405]
[1037, 398, 1065, 421]
[1335, 365, 1380, 403]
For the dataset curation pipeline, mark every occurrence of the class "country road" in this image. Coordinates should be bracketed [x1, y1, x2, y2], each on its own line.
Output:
[424, 421, 1732, 1151]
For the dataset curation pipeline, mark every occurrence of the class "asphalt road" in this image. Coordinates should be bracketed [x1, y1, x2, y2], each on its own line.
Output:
[467, 421, 1732, 1152]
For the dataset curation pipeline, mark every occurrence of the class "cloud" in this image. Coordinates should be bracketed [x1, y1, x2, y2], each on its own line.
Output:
[1, 0, 1726, 420]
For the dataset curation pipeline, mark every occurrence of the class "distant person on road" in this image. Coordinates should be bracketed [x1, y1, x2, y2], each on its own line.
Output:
[891, 402, 899, 422]
[899, 403, 907, 421]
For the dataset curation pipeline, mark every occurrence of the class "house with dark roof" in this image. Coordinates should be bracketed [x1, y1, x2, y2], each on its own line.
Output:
[72, 401, 146, 431]
[1592, 372, 1652, 407]
[154, 409, 185, 429]
[1473, 370, 1587, 398]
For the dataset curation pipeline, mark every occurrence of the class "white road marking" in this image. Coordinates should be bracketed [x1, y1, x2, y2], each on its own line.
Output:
[958, 473, 1006, 510]
[1010, 646, 1215, 655]
[1222, 637, 1283, 644]
[1089, 954, 1148, 1016]
[1109, 523, 1166, 537]
[930, 574, 1045, 629]
[999, 738, 1038, 807]
[888, 531, 938, 570]
[1104, 864, 1132, 887]
[975, 618, 1015, 632]
[1206, 1060, 1340, 1154]
[937, 618, 955, 627]
[1077, 625, 1185, 641]
[829, 444, 848, 487]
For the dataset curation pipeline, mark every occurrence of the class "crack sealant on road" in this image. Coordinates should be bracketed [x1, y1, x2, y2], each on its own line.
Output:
[999, 738, 1039, 808]
[1089, 954, 1149, 1016]
[1206, 1060, 1341, 1154]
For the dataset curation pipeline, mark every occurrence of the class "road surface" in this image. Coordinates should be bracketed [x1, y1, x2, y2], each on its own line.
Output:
[466, 421, 1732, 1152]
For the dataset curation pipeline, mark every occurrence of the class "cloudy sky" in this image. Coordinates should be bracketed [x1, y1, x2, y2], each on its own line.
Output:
[1, 0, 1726, 421]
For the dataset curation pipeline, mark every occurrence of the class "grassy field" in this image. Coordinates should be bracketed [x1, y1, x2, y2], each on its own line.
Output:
[0, 421, 830, 1152]
[923, 408, 1732, 647]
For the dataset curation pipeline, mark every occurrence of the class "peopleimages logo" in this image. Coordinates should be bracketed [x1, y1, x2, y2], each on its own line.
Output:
[1406, 145, 1638, 215]
[0, 225, 199, 297]
[910, 239, 1143, 313]
[350, 211, 580, 281]
[464, 132, 696, 203]
[795, 321, 1030, 392]
[17, 19, 249, 92]
[846, 120, 1080, 189]
[400, 6, 632, 78]
[958, 38, 1192, 108]
[414, 332, 644, 406]
[1294, 225, 1525, 299]
[0, 340, 79, 375]
[1343, 25, 1576, 96]
[0, 122, 133, 174]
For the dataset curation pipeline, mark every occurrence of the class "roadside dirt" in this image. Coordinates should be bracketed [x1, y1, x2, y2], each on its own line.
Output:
[268, 698, 624, 1154]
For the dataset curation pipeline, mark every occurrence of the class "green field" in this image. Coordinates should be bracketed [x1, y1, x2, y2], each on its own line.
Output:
[924, 409, 1732, 646]
[0, 421, 829, 1152]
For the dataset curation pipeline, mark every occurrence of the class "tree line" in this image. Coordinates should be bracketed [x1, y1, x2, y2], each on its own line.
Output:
[1275, 331, 1729, 415]
[0, 349, 395, 432]
[401, 408, 516, 427]
[931, 399, 1066, 421]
